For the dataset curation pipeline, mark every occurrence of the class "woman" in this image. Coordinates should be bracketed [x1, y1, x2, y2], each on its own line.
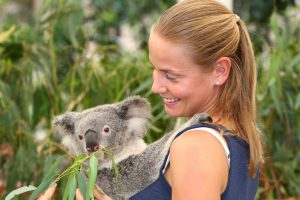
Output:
[40, 0, 264, 199]
[131, 0, 263, 199]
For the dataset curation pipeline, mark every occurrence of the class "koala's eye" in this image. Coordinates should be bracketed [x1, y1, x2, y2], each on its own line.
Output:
[78, 135, 83, 140]
[103, 125, 110, 134]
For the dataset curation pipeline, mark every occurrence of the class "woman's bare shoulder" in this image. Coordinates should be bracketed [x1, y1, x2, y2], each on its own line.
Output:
[169, 129, 229, 199]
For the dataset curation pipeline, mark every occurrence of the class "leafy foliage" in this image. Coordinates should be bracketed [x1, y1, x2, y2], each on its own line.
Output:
[255, 7, 300, 199]
[5, 152, 110, 199]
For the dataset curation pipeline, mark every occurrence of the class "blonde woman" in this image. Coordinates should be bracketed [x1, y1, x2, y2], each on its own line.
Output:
[131, 0, 263, 199]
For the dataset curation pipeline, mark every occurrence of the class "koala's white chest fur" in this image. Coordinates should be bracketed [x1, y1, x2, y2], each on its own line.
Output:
[99, 139, 147, 169]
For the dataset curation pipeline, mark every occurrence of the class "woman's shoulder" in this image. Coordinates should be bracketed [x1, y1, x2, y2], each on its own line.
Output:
[169, 129, 230, 194]
[170, 128, 229, 164]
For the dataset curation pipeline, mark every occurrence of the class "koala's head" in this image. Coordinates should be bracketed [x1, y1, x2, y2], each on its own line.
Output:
[52, 96, 152, 156]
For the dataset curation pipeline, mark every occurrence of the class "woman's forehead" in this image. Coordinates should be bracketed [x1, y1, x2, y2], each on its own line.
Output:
[148, 31, 202, 73]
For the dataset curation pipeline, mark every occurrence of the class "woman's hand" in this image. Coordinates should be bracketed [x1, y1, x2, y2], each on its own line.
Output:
[37, 183, 112, 200]
[75, 186, 112, 200]
[37, 183, 57, 200]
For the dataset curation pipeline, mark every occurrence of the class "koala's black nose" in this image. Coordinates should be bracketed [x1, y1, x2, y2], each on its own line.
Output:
[85, 129, 99, 152]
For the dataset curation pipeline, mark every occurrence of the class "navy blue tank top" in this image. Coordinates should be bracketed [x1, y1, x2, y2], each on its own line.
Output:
[129, 124, 259, 200]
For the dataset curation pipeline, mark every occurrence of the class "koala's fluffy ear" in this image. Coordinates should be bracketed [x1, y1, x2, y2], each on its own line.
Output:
[52, 112, 78, 135]
[116, 96, 152, 120]
[116, 96, 152, 138]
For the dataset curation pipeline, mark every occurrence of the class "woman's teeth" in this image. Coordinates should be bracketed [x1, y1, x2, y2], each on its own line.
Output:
[163, 98, 180, 103]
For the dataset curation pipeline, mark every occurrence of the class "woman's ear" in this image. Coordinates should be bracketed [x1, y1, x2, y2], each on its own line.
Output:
[213, 57, 231, 86]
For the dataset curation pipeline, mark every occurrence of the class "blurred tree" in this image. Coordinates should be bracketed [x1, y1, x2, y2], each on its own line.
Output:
[234, 0, 296, 52]
[84, 0, 176, 48]
[256, 9, 300, 198]
[234, 0, 295, 23]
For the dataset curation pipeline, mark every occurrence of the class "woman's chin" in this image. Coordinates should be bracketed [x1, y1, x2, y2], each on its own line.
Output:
[164, 108, 182, 118]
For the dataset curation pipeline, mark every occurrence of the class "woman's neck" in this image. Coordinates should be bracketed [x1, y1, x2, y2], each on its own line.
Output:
[211, 114, 237, 134]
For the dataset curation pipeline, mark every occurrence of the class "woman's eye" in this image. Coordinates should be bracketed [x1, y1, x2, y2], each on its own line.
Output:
[165, 73, 177, 81]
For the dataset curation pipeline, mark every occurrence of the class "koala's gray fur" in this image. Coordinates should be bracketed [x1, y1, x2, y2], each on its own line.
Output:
[52, 96, 212, 200]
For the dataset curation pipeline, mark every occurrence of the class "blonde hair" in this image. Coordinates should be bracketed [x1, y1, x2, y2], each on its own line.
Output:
[152, 0, 263, 176]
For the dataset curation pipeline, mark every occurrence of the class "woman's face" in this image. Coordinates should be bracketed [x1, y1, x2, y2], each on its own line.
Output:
[148, 31, 218, 118]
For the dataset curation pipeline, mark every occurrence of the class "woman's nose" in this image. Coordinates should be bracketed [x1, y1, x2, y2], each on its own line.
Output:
[151, 70, 167, 94]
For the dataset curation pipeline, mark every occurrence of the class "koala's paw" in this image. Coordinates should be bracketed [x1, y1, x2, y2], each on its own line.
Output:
[190, 113, 213, 125]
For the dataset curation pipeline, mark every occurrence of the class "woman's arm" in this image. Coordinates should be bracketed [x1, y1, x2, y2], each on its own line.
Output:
[169, 130, 229, 200]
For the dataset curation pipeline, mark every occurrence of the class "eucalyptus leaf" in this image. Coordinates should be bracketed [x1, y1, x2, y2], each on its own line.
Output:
[63, 173, 73, 200]
[28, 177, 55, 200]
[28, 155, 65, 200]
[56, 154, 86, 182]
[103, 149, 119, 179]
[52, 155, 67, 173]
[5, 185, 36, 200]
[87, 154, 98, 199]
[68, 174, 77, 200]
[77, 172, 87, 199]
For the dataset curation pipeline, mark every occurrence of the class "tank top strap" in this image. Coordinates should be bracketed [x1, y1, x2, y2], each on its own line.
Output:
[161, 124, 231, 174]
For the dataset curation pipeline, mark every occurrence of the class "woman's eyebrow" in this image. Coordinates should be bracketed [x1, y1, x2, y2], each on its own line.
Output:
[148, 58, 187, 75]
[151, 64, 179, 74]
[158, 66, 187, 75]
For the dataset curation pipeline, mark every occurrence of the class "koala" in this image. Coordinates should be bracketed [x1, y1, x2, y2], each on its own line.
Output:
[52, 96, 152, 161]
[52, 96, 213, 200]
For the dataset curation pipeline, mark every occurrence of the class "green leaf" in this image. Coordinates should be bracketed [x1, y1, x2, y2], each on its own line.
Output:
[86, 154, 98, 200]
[45, 155, 66, 179]
[103, 149, 119, 179]
[270, 83, 283, 118]
[0, 42, 24, 60]
[295, 94, 300, 110]
[270, 12, 279, 39]
[68, 174, 77, 200]
[287, 54, 300, 70]
[28, 155, 65, 200]
[5, 185, 36, 200]
[28, 177, 55, 200]
[63, 172, 78, 200]
[63, 174, 71, 200]
[77, 172, 87, 199]
[0, 25, 16, 43]
[55, 154, 86, 182]
[74, 154, 88, 163]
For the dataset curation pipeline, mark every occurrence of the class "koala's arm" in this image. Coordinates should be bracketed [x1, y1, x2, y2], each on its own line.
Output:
[97, 140, 168, 199]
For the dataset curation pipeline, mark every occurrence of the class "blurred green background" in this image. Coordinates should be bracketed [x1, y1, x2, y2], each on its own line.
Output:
[0, 0, 299, 199]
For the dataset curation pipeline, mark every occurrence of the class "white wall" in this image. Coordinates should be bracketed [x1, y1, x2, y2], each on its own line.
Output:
[216, 0, 233, 11]
[177, 0, 233, 11]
